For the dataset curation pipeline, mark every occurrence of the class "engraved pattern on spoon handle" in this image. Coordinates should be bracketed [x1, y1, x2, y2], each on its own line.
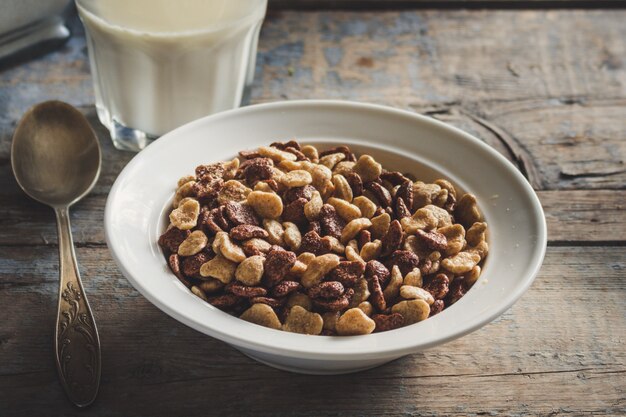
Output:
[54, 207, 101, 408]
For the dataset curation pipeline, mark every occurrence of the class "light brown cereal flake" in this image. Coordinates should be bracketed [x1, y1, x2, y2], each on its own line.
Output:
[212, 231, 246, 262]
[301, 145, 319, 162]
[468, 240, 489, 260]
[370, 212, 391, 239]
[177, 175, 196, 188]
[441, 251, 481, 274]
[263, 219, 285, 245]
[297, 252, 316, 265]
[177, 230, 209, 257]
[328, 197, 362, 222]
[403, 268, 423, 287]
[290, 260, 308, 276]
[345, 245, 365, 263]
[240, 304, 282, 330]
[281, 170, 313, 188]
[383, 265, 403, 302]
[301, 254, 341, 288]
[310, 164, 332, 189]
[324, 236, 346, 254]
[247, 190, 283, 219]
[347, 278, 371, 308]
[242, 238, 272, 256]
[423, 204, 452, 228]
[354, 155, 382, 182]
[218, 180, 252, 205]
[199, 253, 237, 283]
[169, 198, 200, 230]
[286, 293, 313, 311]
[319, 152, 346, 170]
[198, 279, 223, 294]
[358, 301, 374, 317]
[392, 299, 430, 326]
[466, 222, 488, 247]
[465, 265, 482, 286]
[400, 207, 438, 234]
[412, 181, 442, 209]
[360, 239, 382, 262]
[235, 255, 265, 286]
[283, 305, 323, 335]
[254, 181, 274, 192]
[434, 179, 456, 199]
[333, 161, 356, 177]
[173, 180, 196, 207]
[222, 158, 240, 180]
[336, 308, 376, 335]
[304, 190, 324, 221]
[352, 196, 377, 219]
[258, 145, 297, 162]
[283, 222, 302, 251]
[456, 193, 482, 228]
[399, 285, 435, 305]
[332, 174, 353, 201]
[438, 224, 466, 256]
[191, 286, 208, 301]
[341, 217, 372, 244]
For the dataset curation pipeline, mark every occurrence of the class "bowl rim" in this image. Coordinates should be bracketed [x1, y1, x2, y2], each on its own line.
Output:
[105, 99, 547, 360]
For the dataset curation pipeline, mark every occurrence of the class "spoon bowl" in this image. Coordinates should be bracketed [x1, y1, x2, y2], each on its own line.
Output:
[11, 100, 102, 407]
[11, 101, 101, 207]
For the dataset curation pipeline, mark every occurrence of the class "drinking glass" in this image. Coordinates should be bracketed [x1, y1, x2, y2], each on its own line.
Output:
[76, 0, 267, 151]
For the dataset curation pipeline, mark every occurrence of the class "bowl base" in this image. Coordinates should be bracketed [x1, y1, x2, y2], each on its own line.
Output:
[237, 347, 400, 375]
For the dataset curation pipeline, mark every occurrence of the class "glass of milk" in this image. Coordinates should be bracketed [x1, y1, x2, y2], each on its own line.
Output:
[76, 0, 267, 151]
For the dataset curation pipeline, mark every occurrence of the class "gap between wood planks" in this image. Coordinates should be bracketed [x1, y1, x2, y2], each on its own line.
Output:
[111, 366, 625, 387]
[548, 241, 626, 247]
[3, 365, 624, 380]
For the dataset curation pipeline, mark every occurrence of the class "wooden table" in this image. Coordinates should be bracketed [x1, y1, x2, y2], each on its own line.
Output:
[1, 3, 624, 416]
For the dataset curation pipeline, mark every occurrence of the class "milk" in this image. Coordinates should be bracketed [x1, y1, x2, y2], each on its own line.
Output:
[77, 0, 266, 142]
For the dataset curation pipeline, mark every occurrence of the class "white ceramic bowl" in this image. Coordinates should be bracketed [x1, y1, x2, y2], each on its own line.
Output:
[105, 100, 546, 374]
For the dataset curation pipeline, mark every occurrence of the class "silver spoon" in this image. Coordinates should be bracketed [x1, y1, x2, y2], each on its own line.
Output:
[11, 101, 101, 407]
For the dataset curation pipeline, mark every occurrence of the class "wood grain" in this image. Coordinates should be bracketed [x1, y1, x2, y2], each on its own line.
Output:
[538, 190, 626, 244]
[0, 246, 624, 416]
[0, 8, 624, 417]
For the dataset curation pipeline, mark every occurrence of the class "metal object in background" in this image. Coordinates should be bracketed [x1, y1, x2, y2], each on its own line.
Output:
[0, 0, 71, 62]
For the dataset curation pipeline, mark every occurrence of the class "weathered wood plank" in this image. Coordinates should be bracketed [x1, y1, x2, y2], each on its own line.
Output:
[537, 190, 626, 243]
[476, 98, 626, 190]
[1, 190, 624, 246]
[1, 10, 625, 191]
[0, 246, 624, 416]
[253, 10, 626, 106]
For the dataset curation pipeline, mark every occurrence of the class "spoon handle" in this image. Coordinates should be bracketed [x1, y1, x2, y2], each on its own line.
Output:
[54, 207, 101, 407]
